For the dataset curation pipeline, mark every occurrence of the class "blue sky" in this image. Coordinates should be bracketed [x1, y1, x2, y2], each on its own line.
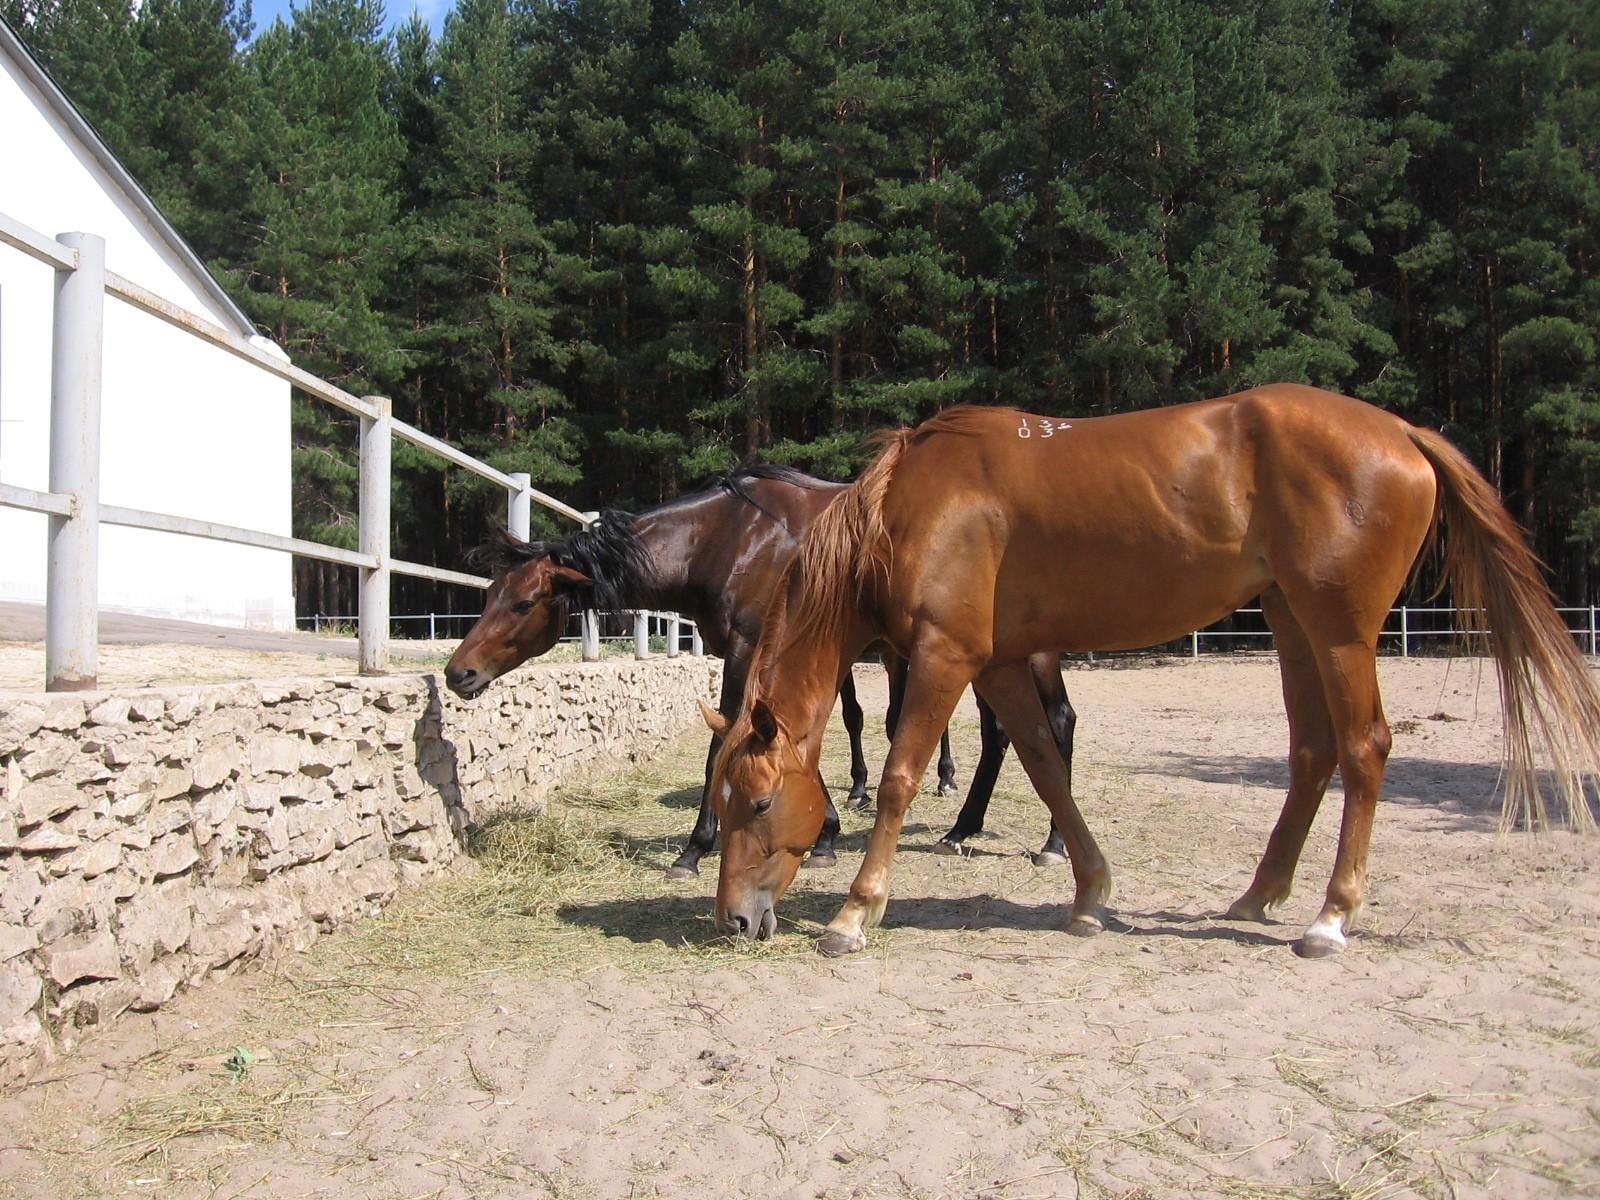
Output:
[247, 0, 456, 40]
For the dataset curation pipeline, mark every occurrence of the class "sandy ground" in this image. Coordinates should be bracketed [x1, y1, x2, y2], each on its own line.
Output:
[2, 655, 1598, 1199]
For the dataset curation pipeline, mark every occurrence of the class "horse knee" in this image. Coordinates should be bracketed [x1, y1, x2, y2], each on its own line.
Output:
[879, 766, 922, 807]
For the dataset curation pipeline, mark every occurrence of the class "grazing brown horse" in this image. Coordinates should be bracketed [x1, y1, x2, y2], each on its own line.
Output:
[443, 466, 1074, 876]
[705, 385, 1600, 959]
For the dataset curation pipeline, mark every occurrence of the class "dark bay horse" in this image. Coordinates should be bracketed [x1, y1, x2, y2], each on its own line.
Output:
[443, 466, 1075, 876]
[705, 385, 1600, 959]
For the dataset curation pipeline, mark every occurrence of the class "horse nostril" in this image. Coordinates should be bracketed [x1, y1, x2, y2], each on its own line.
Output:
[730, 912, 750, 935]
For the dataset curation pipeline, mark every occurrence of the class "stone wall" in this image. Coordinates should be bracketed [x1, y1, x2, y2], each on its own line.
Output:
[0, 656, 721, 1087]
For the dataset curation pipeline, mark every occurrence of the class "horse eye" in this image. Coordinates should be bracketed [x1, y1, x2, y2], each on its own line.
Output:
[512, 599, 539, 615]
[753, 794, 774, 816]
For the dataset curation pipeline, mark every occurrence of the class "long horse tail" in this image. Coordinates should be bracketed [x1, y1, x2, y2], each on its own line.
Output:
[1407, 426, 1600, 832]
[783, 427, 912, 651]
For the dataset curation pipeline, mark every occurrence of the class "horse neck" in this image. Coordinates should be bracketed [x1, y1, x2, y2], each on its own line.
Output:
[622, 506, 704, 612]
[754, 579, 874, 760]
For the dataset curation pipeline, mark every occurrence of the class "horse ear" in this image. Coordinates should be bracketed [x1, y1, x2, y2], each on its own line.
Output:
[750, 699, 779, 747]
[546, 563, 593, 598]
[700, 701, 730, 736]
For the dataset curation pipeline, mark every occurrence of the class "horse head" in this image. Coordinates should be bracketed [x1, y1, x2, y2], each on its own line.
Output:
[703, 694, 827, 939]
[445, 547, 593, 698]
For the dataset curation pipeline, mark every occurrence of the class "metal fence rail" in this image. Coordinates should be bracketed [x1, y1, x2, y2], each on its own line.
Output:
[0, 213, 699, 690]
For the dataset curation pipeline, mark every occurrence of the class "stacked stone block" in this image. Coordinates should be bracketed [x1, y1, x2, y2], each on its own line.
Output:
[0, 657, 721, 1086]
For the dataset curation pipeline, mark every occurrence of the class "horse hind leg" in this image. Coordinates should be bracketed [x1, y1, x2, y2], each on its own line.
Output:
[935, 730, 957, 796]
[1227, 586, 1338, 922]
[1032, 654, 1076, 867]
[937, 694, 1009, 852]
[1247, 584, 1394, 958]
[974, 660, 1111, 936]
[1296, 636, 1391, 958]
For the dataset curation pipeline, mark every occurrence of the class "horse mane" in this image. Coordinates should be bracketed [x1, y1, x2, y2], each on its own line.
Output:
[741, 430, 911, 692]
[465, 509, 656, 610]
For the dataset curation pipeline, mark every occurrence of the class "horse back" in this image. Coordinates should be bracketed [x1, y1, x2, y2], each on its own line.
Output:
[873, 386, 1438, 655]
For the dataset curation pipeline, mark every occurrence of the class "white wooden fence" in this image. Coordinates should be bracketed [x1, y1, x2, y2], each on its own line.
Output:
[0, 212, 697, 691]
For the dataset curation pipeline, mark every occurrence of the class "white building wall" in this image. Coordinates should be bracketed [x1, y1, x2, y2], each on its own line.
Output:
[0, 41, 295, 631]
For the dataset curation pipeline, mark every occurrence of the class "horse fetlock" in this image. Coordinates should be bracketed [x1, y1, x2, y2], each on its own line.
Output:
[1226, 885, 1289, 924]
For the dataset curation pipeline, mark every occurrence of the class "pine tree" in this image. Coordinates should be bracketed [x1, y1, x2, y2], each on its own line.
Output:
[242, 0, 405, 614]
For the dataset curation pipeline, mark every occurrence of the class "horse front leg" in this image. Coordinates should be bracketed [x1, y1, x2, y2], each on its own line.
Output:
[806, 777, 842, 869]
[667, 647, 750, 879]
[666, 734, 722, 879]
[820, 645, 977, 956]
[839, 672, 871, 809]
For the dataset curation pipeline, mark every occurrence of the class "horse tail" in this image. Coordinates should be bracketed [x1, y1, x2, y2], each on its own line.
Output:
[784, 427, 911, 650]
[1407, 425, 1600, 832]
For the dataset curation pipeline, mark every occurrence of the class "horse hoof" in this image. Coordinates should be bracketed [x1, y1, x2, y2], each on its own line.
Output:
[932, 839, 963, 856]
[1065, 914, 1104, 938]
[664, 863, 700, 881]
[847, 794, 874, 812]
[1031, 850, 1069, 868]
[1292, 931, 1346, 959]
[817, 930, 867, 957]
[803, 852, 837, 869]
[936, 782, 958, 798]
[1225, 897, 1273, 924]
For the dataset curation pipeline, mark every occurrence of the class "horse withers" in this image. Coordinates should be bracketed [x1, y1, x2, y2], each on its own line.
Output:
[706, 385, 1600, 959]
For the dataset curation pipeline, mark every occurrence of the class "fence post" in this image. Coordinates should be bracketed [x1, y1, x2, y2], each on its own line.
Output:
[691, 623, 704, 656]
[358, 395, 392, 674]
[581, 510, 600, 661]
[1400, 605, 1409, 658]
[666, 612, 681, 657]
[634, 611, 650, 659]
[507, 471, 531, 541]
[45, 232, 105, 692]
[1590, 606, 1597, 658]
[1191, 630, 1199, 658]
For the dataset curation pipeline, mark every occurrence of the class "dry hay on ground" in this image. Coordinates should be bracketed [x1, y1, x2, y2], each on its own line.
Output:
[1, 656, 1596, 1199]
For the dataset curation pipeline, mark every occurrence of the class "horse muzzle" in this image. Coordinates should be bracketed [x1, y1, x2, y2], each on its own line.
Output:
[716, 894, 778, 940]
[444, 665, 489, 699]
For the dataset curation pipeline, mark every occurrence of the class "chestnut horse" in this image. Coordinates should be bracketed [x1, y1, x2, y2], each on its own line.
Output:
[705, 385, 1600, 959]
[443, 466, 1075, 876]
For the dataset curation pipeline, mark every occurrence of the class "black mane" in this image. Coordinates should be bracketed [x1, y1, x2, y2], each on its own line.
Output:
[464, 465, 834, 603]
[465, 509, 656, 609]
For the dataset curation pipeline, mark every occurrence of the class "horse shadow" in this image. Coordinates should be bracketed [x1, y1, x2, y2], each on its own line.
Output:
[555, 887, 1295, 951]
[1135, 749, 1580, 834]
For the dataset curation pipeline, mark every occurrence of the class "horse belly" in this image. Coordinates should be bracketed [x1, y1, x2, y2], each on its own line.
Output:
[991, 547, 1265, 655]
[987, 454, 1265, 655]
